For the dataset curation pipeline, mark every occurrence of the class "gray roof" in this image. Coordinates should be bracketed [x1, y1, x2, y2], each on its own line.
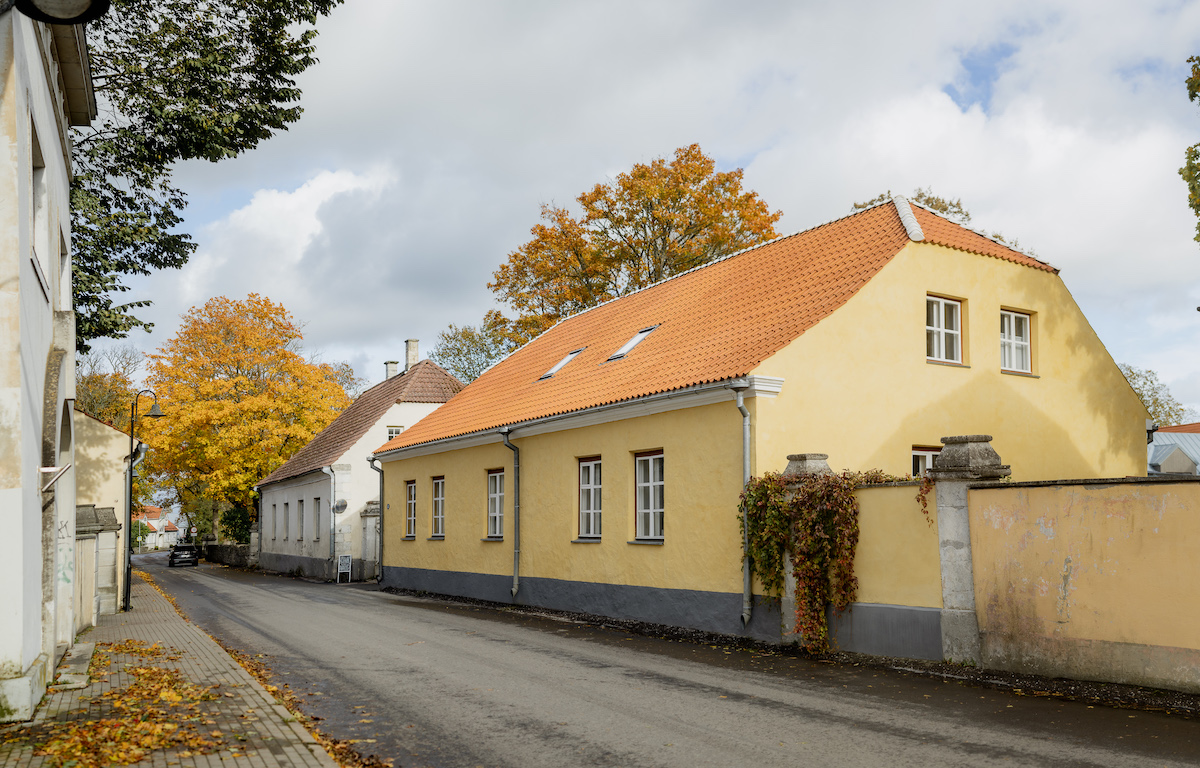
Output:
[1147, 432, 1200, 474]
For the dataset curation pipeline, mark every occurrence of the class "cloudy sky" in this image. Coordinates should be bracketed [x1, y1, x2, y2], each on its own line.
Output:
[105, 1, 1200, 408]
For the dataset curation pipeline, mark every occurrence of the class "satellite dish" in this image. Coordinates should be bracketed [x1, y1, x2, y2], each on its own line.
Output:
[333, 499, 348, 514]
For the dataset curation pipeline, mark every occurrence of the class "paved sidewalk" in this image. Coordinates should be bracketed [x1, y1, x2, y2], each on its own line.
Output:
[0, 576, 339, 768]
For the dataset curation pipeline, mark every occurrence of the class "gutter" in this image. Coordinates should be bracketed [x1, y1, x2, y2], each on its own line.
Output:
[368, 455, 384, 582]
[321, 467, 336, 572]
[499, 427, 521, 598]
[727, 379, 753, 627]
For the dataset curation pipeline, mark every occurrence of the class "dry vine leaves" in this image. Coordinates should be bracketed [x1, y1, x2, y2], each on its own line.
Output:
[739, 469, 927, 653]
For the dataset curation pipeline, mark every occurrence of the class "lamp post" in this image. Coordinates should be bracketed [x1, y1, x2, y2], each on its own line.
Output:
[124, 389, 164, 612]
[11, 0, 111, 24]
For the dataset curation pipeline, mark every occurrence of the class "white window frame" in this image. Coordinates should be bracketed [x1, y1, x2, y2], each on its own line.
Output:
[540, 347, 585, 380]
[431, 477, 445, 537]
[313, 498, 321, 541]
[388, 426, 404, 440]
[912, 448, 941, 477]
[487, 470, 504, 538]
[297, 499, 304, 541]
[635, 452, 664, 540]
[579, 458, 601, 538]
[405, 480, 417, 537]
[1000, 310, 1031, 373]
[926, 296, 962, 363]
[608, 326, 658, 361]
[283, 502, 290, 540]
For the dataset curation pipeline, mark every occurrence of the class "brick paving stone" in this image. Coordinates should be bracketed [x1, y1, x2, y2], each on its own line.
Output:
[0, 577, 338, 768]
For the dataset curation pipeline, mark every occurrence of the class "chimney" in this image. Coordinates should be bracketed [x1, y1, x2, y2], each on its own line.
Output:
[405, 339, 419, 372]
[384, 360, 398, 379]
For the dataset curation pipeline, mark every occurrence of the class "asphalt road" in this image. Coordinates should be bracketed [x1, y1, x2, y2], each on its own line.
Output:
[138, 553, 1200, 768]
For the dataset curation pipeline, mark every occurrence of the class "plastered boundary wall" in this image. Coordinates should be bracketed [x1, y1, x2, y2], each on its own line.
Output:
[970, 477, 1200, 692]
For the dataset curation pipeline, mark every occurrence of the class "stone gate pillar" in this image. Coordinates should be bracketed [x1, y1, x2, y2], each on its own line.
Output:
[926, 435, 1010, 664]
[780, 454, 832, 642]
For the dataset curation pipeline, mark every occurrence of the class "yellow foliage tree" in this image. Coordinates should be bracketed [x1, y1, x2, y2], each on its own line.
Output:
[142, 294, 351, 511]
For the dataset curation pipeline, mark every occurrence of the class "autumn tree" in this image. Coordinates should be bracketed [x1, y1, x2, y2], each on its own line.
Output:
[73, 0, 344, 351]
[429, 310, 517, 383]
[142, 294, 351, 512]
[1119, 363, 1199, 426]
[75, 344, 144, 426]
[1182, 55, 1200, 245]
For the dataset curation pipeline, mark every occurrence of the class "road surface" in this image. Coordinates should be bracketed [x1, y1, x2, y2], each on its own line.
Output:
[138, 553, 1200, 767]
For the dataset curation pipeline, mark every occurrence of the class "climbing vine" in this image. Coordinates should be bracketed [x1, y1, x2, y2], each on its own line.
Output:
[738, 469, 924, 653]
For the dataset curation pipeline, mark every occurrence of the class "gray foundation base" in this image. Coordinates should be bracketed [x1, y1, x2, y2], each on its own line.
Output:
[827, 603, 943, 660]
[382, 566, 946, 657]
[940, 608, 982, 664]
[259, 552, 372, 582]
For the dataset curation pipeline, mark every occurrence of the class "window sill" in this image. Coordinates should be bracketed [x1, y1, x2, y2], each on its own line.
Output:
[481, 537, 505, 542]
[926, 359, 969, 368]
[1000, 369, 1039, 378]
[402, 536, 415, 541]
[427, 536, 444, 541]
[628, 539, 664, 545]
[571, 538, 601, 544]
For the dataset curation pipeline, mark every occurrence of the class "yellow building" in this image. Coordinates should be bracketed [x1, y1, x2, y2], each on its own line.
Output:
[372, 198, 1148, 648]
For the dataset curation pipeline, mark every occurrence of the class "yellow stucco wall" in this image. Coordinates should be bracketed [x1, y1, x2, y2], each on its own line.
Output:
[751, 242, 1148, 482]
[383, 402, 746, 593]
[971, 481, 1200, 651]
[74, 412, 130, 514]
[853, 484, 941, 608]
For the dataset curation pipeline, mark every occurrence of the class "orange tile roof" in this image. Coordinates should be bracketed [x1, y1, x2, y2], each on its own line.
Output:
[377, 200, 1053, 454]
[1158, 422, 1200, 433]
[260, 360, 463, 486]
[164, 521, 179, 532]
[134, 506, 163, 520]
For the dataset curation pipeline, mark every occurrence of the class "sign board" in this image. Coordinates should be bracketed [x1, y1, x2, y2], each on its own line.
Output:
[337, 554, 352, 583]
[190, 527, 197, 534]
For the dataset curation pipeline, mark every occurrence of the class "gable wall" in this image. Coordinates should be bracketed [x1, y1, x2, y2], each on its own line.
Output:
[751, 241, 1148, 481]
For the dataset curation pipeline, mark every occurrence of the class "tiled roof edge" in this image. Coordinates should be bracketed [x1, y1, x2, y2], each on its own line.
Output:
[907, 200, 1058, 271]
[892, 196, 925, 241]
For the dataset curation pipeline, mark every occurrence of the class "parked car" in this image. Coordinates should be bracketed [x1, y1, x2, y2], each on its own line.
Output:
[168, 543, 199, 568]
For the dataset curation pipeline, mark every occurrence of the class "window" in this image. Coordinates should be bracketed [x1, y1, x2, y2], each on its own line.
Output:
[388, 426, 404, 440]
[297, 499, 304, 540]
[271, 504, 277, 540]
[540, 348, 585, 380]
[912, 447, 941, 477]
[635, 452, 664, 539]
[313, 498, 321, 541]
[283, 502, 290, 540]
[926, 296, 962, 363]
[487, 470, 504, 538]
[1000, 310, 1031, 373]
[608, 326, 658, 361]
[431, 477, 445, 537]
[405, 481, 417, 537]
[579, 458, 601, 538]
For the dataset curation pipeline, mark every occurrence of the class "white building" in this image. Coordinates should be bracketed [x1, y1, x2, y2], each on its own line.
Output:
[257, 343, 462, 581]
[0, 9, 100, 721]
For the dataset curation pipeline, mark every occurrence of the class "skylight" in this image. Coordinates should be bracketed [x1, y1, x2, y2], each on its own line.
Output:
[539, 347, 585, 380]
[607, 326, 658, 361]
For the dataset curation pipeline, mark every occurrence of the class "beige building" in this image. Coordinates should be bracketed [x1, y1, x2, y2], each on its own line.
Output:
[0, 7, 102, 721]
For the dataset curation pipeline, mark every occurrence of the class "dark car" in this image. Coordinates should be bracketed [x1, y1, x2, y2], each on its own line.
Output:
[168, 543, 199, 567]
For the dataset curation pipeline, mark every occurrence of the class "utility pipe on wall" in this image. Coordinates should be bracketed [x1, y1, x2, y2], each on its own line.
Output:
[368, 455, 384, 582]
[500, 427, 521, 599]
[320, 467, 336, 571]
[728, 379, 753, 627]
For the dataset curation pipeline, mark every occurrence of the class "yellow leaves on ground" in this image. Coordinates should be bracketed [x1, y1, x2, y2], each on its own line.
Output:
[142, 293, 351, 509]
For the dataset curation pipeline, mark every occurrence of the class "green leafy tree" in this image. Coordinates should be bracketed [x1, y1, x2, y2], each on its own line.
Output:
[72, 0, 344, 352]
[179, 497, 217, 541]
[1182, 55, 1200, 245]
[220, 506, 254, 545]
[131, 520, 154, 550]
[1119, 363, 1199, 426]
[429, 310, 518, 383]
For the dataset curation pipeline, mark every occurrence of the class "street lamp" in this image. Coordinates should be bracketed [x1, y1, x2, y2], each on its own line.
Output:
[124, 389, 164, 612]
[12, 0, 110, 24]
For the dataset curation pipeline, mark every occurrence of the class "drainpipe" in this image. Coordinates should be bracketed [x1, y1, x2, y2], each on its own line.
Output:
[499, 427, 520, 599]
[368, 455, 384, 582]
[321, 467, 336, 578]
[728, 378, 752, 627]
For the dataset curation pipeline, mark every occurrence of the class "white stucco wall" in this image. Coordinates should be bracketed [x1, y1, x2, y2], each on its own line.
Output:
[0, 13, 82, 721]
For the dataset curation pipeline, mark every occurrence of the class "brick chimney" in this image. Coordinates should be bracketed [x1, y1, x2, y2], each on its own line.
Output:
[384, 360, 398, 379]
[405, 339, 419, 372]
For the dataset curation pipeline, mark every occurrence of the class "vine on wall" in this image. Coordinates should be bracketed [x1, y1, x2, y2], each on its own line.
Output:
[738, 469, 930, 653]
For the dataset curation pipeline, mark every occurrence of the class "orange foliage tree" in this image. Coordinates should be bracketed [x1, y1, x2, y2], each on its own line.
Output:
[142, 294, 350, 511]
[491, 143, 782, 341]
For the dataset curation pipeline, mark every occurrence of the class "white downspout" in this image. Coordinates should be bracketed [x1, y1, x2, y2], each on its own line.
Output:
[320, 467, 336, 577]
[368, 455, 384, 582]
[728, 379, 752, 626]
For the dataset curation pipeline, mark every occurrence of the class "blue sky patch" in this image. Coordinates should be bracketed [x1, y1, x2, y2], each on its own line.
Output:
[943, 42, 1018, 113]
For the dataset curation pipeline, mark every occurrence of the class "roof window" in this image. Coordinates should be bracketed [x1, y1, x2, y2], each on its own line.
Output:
[607, 325, 658, 361]
[539, 347, 585, 380]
